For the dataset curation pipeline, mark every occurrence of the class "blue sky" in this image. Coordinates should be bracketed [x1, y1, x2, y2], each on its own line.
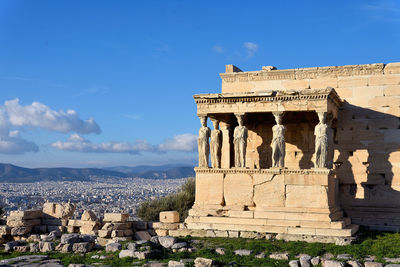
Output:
[0, 0, 399, 168]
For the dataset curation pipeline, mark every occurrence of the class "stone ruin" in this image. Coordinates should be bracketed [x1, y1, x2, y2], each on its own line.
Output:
[167, 62, 400, 244]
[0, 202, 164, 253]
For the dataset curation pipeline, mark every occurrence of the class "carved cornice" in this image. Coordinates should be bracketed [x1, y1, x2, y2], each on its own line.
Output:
[194, 88, 342, 108]
[220, 63, 385, 83]
[194, 167, 332, 175]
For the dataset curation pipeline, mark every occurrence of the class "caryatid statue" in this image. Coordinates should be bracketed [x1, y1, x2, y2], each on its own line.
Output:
[233, 114, 248, 168]
[272, 112, 286, 168]
[198, 116, 211, 168]
[314, 112, 332, 168]
[210, 120, 222, 168]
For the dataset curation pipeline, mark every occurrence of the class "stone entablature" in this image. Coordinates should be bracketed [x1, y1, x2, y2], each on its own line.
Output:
[194, 88, 341, 116]
[220, 63, 399, 83]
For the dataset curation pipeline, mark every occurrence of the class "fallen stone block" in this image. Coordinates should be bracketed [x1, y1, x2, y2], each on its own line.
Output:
[234, 249, 252, 256]
[194, 257, 213, 267]
[135, 231, 151, 241]
[159, 236, 176, 249]
[39, 241, 55, 252]
[322, 260, 345, 267]
[0, 226, 11, 235]
[104, 213, 129, 223]
[98, 229, 111, 238]
[9, 210, 43, 220]
[106, 242, 122, 252]
[119, 249, 136, 258]
[61, 234, 81, 244]
[7, 218, 41, 228]
[160, 211, 180, 223]
[72, 242, 93, 253]
[81, 210, 97, 221]
[30, 242, 40, 253]
[13, 245, 29, 252]
[11, 226, 32, 236]
[43, 202, 76, 219]
[61, 243, 73, 253]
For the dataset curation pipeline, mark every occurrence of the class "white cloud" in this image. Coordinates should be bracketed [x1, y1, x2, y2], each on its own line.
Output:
[0, 108, 38, 154]
[243, 42, 259, 57]
[52, 133, 198, 154]
[52, 134, 154, 154]
[158, 133, 197, 152]
[5, 98, 101, 134]
[213, 44, 224, 53]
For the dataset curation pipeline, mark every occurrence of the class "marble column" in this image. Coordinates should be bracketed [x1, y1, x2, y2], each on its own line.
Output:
[198, 116, 211, 168]
[272, 111, 286, 168]
[220, 122, 231, 169]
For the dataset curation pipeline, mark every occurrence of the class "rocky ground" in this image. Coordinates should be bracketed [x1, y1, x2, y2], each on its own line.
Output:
[2, 232, 400, 266]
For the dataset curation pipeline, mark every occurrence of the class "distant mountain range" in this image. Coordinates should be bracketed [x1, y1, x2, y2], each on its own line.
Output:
[0, 163, 195, 183]
[103, 164, 195, 179]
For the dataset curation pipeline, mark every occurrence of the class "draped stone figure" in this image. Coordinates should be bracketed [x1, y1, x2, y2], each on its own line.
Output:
[272, 112, 286, 168]
[234, 114, 248, 168]
[198, 116, 211, 167]
[314, 112, 331, 168]
[210, 120, 222, 168]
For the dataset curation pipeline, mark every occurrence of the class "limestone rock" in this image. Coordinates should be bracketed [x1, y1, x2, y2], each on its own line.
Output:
[104, 213, 129, 223]
[43, 202, 75, 219]
[347, 261, 362, 267]
[106, 242, 122, 252]
[81, 210, 97, 221]
[311, 256, 320, 266]
[300, 255, 312, 267]
[62, 243, 73, 253]
[135, 251, 150, 260]
[13, 245, 29, 252]
[0, 226, 11, 235]
[168, 261, 185, 267]
[135, 230, 151, 240]
[171, 242, 187, 249]
[255, 252, 265, 259]
[119, 249, 136, 258]
[160, 211, 180, 223]
[39, 241, 55, 252]
[336, 254, 352, 260]
[322, 260, 345, 267]
[127, 242, 138, 251]
[158, 236, 176, 249]
[269, 252, 289, 260]
[364, 263, 383, 267]
[30, 242, 40, 253]
[234, 249, 252, 256]
[289, 260, 300, 267]
[72, 242, 93, 253]
[9, 210, 42, 220]
[11, 226, 32, 236]
[215, 247, 225, 255]
[61, 234, 81, 244]
[194, 257, 213, 267]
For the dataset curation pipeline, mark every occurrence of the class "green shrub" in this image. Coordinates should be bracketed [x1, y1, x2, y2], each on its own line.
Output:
[137, 178, 195, 222]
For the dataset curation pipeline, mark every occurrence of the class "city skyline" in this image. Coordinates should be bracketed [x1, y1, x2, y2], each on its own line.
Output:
[0, 0, 399, 168]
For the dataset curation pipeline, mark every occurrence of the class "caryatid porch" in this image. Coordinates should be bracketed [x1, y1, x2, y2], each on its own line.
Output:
[185, 88, 359, 243]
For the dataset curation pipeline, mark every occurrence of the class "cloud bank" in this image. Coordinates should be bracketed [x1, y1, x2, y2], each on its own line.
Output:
[0, 98, 101, 154]
[0, 98, 197, 155]
[52, 133, 197, 154]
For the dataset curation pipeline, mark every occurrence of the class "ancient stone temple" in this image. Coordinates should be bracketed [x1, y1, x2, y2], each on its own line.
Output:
[184, 62, 400, 243]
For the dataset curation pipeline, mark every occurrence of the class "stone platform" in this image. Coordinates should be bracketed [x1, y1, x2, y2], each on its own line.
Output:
[181, 168, 358, 242]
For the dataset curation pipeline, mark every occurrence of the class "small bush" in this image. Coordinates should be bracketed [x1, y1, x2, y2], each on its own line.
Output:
[137, 178, 195, 222]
